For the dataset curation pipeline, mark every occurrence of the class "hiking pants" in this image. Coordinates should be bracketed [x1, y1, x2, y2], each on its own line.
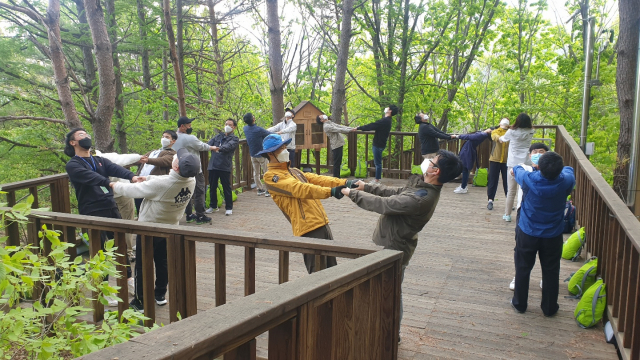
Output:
[300, 225, 338, 274]
[487, 161, 508, 200]
[332, 146, 344, 178]
[134, 235, 168, 301]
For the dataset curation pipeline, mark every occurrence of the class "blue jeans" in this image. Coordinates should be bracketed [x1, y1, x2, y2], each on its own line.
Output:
[372, 145, 384, 180]
[461, 167, 470, 189]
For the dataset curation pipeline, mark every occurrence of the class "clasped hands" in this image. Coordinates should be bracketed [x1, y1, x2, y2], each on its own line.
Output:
[331, 180, 365, 199]
[108, 175, 146, 188]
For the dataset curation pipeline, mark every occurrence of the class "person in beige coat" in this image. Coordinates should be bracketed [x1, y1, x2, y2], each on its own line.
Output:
[316, 114, 355, 178]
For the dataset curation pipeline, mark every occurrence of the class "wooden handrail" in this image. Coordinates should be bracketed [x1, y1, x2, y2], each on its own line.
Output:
[79, 249, 403, 360]
[0, 173, 69, 191]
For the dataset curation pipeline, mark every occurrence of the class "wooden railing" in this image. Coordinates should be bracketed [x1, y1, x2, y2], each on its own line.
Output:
[80, 249, 403, 360]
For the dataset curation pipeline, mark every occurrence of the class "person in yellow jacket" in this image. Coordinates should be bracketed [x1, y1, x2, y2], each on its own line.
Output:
[487, 118, 510, 210]
[257, 134, 358, 273]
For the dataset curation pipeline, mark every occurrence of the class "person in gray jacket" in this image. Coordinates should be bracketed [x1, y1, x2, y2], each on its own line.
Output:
[172, 116, 216, 224]
[206, 119, 239, 215]
[268, 108, 297, 166]
[316, 114, 355, 177]
[340, 149, 462, 341]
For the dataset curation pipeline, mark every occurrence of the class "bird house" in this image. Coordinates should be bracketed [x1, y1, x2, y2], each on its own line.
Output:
[286, 101, 327, 150]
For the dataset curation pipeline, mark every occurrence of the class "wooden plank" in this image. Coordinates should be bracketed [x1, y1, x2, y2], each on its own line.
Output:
[0, 173, 68, 191]
[624, 249, 639, 347]
[631, 263, 640, 359]
[268, 318, 296, 360]
[184, 239, 198, 317]
[332, 288, 354, 360]
[353, 279, 371, 360]
[613, 224, 624, 315]
[216, 243, 227, 306]
[89, 228, 104, 323]
[312, 300, 333, 360]
[278, 250, 289, 284]
[114, 232, 129, 319]
[223, 339, 256, 360]
[368, 272, 383, 360]
[381, 265, 398, 360]
[142, 235, 155, 327]
[618, 239, 632, 330]
[245, 247, 256, 296]
[5, 190, 19, 246]
[168, 234, 187, 322]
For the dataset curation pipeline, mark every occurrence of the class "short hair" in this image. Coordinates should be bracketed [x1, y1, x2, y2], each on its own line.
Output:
[389, 105, 399, 116]
[538, 152, 564, 180]
[316, 115, 323, 124]
[243, 113, 254, 125]
[226, 118, 237, 127]
[163, 129, 178, 140]
[414, 115, 423, 124]
[435, 149, 463, 184]
[529, 142, 549, 153]
[512, 113, 532, 129]
[64, 127, 86, 157]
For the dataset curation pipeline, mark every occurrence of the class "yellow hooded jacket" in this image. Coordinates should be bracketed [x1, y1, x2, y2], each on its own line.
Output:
[489, 127, 509, 163]
[264, 162, 347, 236]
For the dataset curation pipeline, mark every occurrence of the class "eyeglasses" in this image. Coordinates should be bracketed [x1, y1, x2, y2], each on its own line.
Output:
[429, 159, 438, 169]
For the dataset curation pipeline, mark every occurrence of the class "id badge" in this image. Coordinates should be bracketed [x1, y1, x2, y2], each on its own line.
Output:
[100, 186, 110, 194]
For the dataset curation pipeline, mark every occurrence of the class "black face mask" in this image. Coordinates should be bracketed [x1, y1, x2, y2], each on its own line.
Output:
[78, 137, 92, 150]
[186, 128, 193, 134]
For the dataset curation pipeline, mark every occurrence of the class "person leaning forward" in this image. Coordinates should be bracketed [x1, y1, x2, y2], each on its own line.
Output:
[258, 134, 358, 273]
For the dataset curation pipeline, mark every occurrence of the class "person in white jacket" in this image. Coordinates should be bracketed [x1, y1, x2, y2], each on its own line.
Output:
[268, 108, 298, 167]
[317, 114, 355, 177]
[499, 113, 535, 222]
[110, 148, 198, 313]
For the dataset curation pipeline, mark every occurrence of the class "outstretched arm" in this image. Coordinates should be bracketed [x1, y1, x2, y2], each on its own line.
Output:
[348, 191, 420, 215]
[265, 174, 332, 199]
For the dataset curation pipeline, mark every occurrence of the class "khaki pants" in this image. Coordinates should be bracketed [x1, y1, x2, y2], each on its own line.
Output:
[504, 166, 519, 216]
[422, 153, 437, 160]
[251, 156, 268, 192]
[114, 196, 135, 258]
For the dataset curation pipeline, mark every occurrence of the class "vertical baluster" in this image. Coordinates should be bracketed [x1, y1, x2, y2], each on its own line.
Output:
[215, 243, 226, 306]
[612, 225, 624, 316]
[184, 239, 198, 317]
[168, 234, 187, 322]
[624, 250, 639, 348]
[630, 261, 640, 359]
[223, 339, 256, 360]
[141, 235, 155, 327]
[617, 239, 632, 329]
[114, 232, 128, 319]
[89, 229, 104, 323]
[245, 247, 255, 296]
[5, 190, 19, 246]
[268, 318, 296, 360]
[278, 250, 289, 284]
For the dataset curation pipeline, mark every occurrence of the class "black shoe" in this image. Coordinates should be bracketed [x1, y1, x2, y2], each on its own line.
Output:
[155, 295, 167, 306]
[196, 215, 211, 225]
[510, 299, 525, 314]
[186, 214, 197, 223]
[487, 201, 493, 210]
[129, 299, 144, 313]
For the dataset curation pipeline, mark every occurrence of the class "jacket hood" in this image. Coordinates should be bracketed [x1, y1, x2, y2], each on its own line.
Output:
[524, 170, 572, 199]
[509, 128, 535, 140]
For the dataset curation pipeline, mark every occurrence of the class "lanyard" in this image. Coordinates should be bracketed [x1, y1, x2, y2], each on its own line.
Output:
[76, 155, 97, 172]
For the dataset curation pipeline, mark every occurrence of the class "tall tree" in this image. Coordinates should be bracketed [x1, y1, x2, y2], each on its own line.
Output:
[266, 0, 285, 123]
[105, 0, 127, 152]
[137, 0, 151, 89]
[163, 0, 187, 116]
[207, 0, 225, 108]
[330, 0, 354, 124]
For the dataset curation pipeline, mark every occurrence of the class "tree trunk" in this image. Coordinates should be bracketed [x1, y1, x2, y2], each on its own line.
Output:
[613, 0, 640, 200]
[74, 0, 98, 110]
[83, 0, 116, 151]
[105, 0, 127, 153]
[330, 0, 354, 125]
[46, 0, 82, 129]
[163, 0, 187, 116]
[207, 0, 225, 109]
[137, 0, 150, 89]
[160, 7, 169, 120]
[266, 0, 285, 124]
[177, 0, 186, 86]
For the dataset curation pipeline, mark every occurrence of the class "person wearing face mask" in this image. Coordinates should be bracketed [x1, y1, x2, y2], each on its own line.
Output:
[206, 119, 240, 215]
[452, 127, 493, 194]
[340, 150, 462, 342]
[486, 118, 511, 210]
[110, 148, 198, 313]
[415, 113, 455, 160]
[243, 113, 274, 197]
[267, 108, 298, 167]
[355, 105, 398, 184]
[316, 114, 355, 178]
[64, 128, 144, 307]
[258, 134, 359, 274]
[172, 116, 217, 225]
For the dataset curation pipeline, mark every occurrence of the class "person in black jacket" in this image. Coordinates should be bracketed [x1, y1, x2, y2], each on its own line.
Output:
[64, 128, 144, 306]
[416, 113, 454, 159]
[355, 105, 398, 184]
[206, 119, 240, 215]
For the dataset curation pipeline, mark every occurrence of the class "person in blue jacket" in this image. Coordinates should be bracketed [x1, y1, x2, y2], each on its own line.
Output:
[510, 152, 575, 317]
[243, 113, 273, 197]
[207, 119, 240, 215]
[452, 128, 493, 194]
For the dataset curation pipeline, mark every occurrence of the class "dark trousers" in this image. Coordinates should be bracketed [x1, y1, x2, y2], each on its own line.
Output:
[487, 161, 508, 200]
[134, 235, 168, 302]
[85, 207, 131, 278]
[209, 169, 233, 210]
[460, 167, 470, 189]
[511, 227, 563, 316]
[301, 225, 338, 274]
[185, 172, 206, 216]
[288, 148, 296, 168]
[134, 198, 143, 216]
[372, 145, 384, 180]
[332, 146, 344, 178]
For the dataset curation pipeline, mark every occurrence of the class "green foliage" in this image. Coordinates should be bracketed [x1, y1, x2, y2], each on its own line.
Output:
[0, 196, 157, 359]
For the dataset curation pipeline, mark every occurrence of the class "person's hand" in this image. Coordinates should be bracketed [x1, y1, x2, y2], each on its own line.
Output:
[450, 134, 456, 139]
[276, 131, 282, 135]
[350, 128, 358, 132]
[331, 186, 346, 199]
[109, 182, 116, 188]
[210, 145, 218, 151]
[345, 180, 358, 188]
[341, 187, 351, 196]
[509, 168, 515, 176]
[354, 180, 365, 190]
[131, 176, 146, 183]
[139, 156, 148, 164]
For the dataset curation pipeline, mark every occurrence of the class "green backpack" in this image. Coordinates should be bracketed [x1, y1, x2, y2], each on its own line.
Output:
[562, 227, 586, 261]
[340, 164, 351, 178]
[205, 184, 239, 208]
[566, 257, 597, 298]
[354, 159, 367, 178]
[472, 168, 488, 187]
[574, 279, 606, 329]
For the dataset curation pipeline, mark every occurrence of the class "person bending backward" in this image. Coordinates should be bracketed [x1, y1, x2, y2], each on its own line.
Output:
[510, 152, 574, 316]
[111, 148, 198, 313]
[206, 119, 240, 215]
[317, 114, 355, 178]
[258, 134, 359, 274]
[268, 108, 298, 167]
[452, 128, 493, 194]
[340, 150, 463, 335]
[415, 113, 455, 160]
[243, 112, 273, 197]
[486, 118, 511, 210]
[355, 105, 397, 183]
[134, 130, 178, 215]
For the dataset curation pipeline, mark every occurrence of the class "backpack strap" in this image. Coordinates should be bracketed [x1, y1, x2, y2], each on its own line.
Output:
[571, 231, 586, 262]
[578, 266, 596, 298]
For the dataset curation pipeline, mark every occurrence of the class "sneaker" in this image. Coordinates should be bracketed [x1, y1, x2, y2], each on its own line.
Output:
[129, 299, 144, 313]
[453, 186, 468, 194]
[105, 295, 118, 307]
[487, 201, 493, 210]
[503, 214, 511, 222]
[509, 277, 515, 291]
[195, 215, 211, 225]
[128, 278, 135, 295]
[368, 179, 381, 185]
[225, 210, 232, 216]
[257, 190, 265, 196]
[155, 295, 167, 306]
[186, 214, 197, 223]
[205, 207, 219, 214]
[264, 190, 271, 197]
[510, 299, 525, 314]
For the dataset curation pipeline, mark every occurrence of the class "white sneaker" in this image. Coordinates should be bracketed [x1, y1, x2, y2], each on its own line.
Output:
[225, 210, 232, 216]
[128, 278, 135, 295]
[509, 277, 515, 291]
[368, 179, 381, 185]
[205, 207, 219, 214]
[105, 295, 118, 307]
[453, 186, 468, 194]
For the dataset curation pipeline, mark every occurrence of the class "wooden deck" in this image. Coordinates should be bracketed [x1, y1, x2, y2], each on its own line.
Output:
[116, 179, 617, 359]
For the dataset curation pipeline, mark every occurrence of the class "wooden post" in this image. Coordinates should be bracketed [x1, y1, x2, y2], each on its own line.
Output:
[215, 243, 226, 306]
[413, 133, 421, 166]
[223, 339, 256, 360]
[168, 234, 187, 322]
[184, 239, 198, 317]
[89, 229, 104, 323]
[314, 149, 321, 175]
[114, 232, 129, 320]
[245, 247, 255, 296]
[141, 235, 156, 327]
[348, 132, 356, 176]
[279, 250, 289, 284]
[268, 318, 296, 360]
[5, 190, 19, 246]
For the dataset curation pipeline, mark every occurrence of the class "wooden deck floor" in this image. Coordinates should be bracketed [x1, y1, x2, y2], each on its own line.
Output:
[120, 178, 617, 359]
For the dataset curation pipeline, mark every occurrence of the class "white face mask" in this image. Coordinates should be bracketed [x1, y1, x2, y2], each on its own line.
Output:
[322, 115, 328, 121]
[161, 137, 171, 148]
[384, 107, 389, 114]
[276, 149, 290, 163]
[224, 125, 233, 134]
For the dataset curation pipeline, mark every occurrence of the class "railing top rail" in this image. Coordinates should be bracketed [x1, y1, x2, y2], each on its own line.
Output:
[79, 249, 403, 360]
[557, 125, 640, 252]
[4, 208, 376, 258]
[0, 173, 69, 191]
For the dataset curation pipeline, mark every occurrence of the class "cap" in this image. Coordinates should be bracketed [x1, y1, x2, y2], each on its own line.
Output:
[500, 118, 510, 128]
[256, 134, 292, 156]
[177, 116, 195, 128]
[176, 148, 199, 177]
